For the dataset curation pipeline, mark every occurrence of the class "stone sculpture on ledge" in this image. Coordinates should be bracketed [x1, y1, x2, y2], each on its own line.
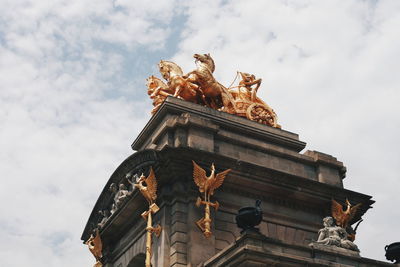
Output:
[146, 53, 280, 128]
[97, 210, 110, 229]
[81, 97, 392, 266]
[109, 183, 131, 214]
[311, 216, 359, 252]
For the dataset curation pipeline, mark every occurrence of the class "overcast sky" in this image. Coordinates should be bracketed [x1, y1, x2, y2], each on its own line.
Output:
[1, 0, 399, 266]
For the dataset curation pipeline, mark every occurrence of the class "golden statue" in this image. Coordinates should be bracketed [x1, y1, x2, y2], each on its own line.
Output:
[230, 72, 262, 102]
[85, 229, 103, 267]
[185, 54, 236, 112]
[158, 60, 203, 104]
[331, 199, 362, 229]
[131, 168, 158, 205]
[192, 161, 231, 238]
[146, 75, 173, 114]
[146, 53, 280, 128]
[129, 168, 162, 267]
[229, 71, 280, 127]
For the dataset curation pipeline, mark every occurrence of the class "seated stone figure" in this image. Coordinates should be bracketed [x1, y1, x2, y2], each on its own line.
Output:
[230, 72, 262, 102]
[97, 209, 110, 229]
[109, 183, 131, 214]
[315, 216, 359, 251]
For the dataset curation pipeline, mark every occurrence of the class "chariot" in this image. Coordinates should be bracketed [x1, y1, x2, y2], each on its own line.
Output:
[227, 92, 279, 128]
[147, 53, 280, 128]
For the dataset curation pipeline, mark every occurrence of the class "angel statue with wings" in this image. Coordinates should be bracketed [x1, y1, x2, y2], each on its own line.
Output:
[331, 198, 363, 241]
[192, 161, 231, 238]
[127, 168, 161, 267]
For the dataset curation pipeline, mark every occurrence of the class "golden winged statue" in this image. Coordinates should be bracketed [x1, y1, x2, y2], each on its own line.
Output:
[131, 168, 158, 205]
[192, 161, 231, 238]
[130, 167, 161, 267]
[86, 229, 103, 267]
[192, 161, 231, 202]
[331, 199, 362, 229]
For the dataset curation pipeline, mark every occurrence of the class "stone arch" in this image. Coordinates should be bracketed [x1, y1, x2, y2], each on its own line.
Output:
[127, 253, 145, 267]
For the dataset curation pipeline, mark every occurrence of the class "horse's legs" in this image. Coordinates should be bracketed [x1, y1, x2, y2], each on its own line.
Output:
[195, 87, 207, 105]
[150, 85, 162, 98]
[185, 72, 198, 84]
[173, 85, 182, 98]
[220, 91, 235, 113]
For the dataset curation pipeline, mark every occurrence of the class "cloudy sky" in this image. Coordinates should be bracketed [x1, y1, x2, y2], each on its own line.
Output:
[1, 0, 399, 266]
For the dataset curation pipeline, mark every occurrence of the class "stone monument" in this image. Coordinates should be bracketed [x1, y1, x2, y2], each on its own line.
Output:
[82, 54, 392, 267]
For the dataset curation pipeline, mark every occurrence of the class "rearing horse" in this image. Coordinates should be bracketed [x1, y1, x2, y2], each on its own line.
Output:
[158, 60, 204, 104]
[185, 53, 236, 113]
[146, 75, 173, 114]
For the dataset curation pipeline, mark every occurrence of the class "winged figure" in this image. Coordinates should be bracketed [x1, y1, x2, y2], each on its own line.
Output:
[331, 199, 362, 229]
[131, 168, 158, 205]
[86, 229, 103, 265]
[192, 161, 231, 202]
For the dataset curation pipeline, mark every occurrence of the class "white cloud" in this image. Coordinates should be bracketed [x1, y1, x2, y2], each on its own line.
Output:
[0, 0, 176, 266]
[1, 0, 399, 266]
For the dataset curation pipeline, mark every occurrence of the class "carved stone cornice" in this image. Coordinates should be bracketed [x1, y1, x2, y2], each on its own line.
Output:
[81, 149, 162, 242]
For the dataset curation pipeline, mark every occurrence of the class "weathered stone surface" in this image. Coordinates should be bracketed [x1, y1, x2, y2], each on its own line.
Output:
[132, 97, 348, 188]
[81, 98, 380, 267]
[203, 231, 392, 267]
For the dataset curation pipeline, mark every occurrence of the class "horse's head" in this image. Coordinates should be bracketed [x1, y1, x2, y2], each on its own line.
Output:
[159, 60, 183, 79]
[158, 61, 170, 80]
[193, 53, 215, 73]
[146, 75, 158, 88]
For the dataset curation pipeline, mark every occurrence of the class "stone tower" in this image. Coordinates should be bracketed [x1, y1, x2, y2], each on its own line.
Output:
[82, 97, 391, 267]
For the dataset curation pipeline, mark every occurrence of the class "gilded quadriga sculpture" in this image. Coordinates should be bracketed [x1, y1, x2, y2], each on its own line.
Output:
[147, 53, 280, 128]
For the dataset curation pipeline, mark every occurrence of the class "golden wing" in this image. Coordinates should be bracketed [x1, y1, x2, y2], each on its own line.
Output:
[331, 199, 344, 222]
[210, 168, 231, 195]
[93, 229, 103, 259]
[348, 203, 362, 223]
[145, 167, 158, 201]
[192, 160, 206, 192]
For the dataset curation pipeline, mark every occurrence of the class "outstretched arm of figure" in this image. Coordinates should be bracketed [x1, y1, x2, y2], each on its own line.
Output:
[253, 78, 262, 93]
[126, 174, 136, 187]
[243, 78, 261, 91]
[248, 78, 262, 101]
[242, 78, 261, 86]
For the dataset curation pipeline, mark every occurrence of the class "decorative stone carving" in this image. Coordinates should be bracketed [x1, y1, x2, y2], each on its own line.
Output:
[310, 216, 359, 252]
[97, 210, 110, 229]
[109, 183, 131, 214]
